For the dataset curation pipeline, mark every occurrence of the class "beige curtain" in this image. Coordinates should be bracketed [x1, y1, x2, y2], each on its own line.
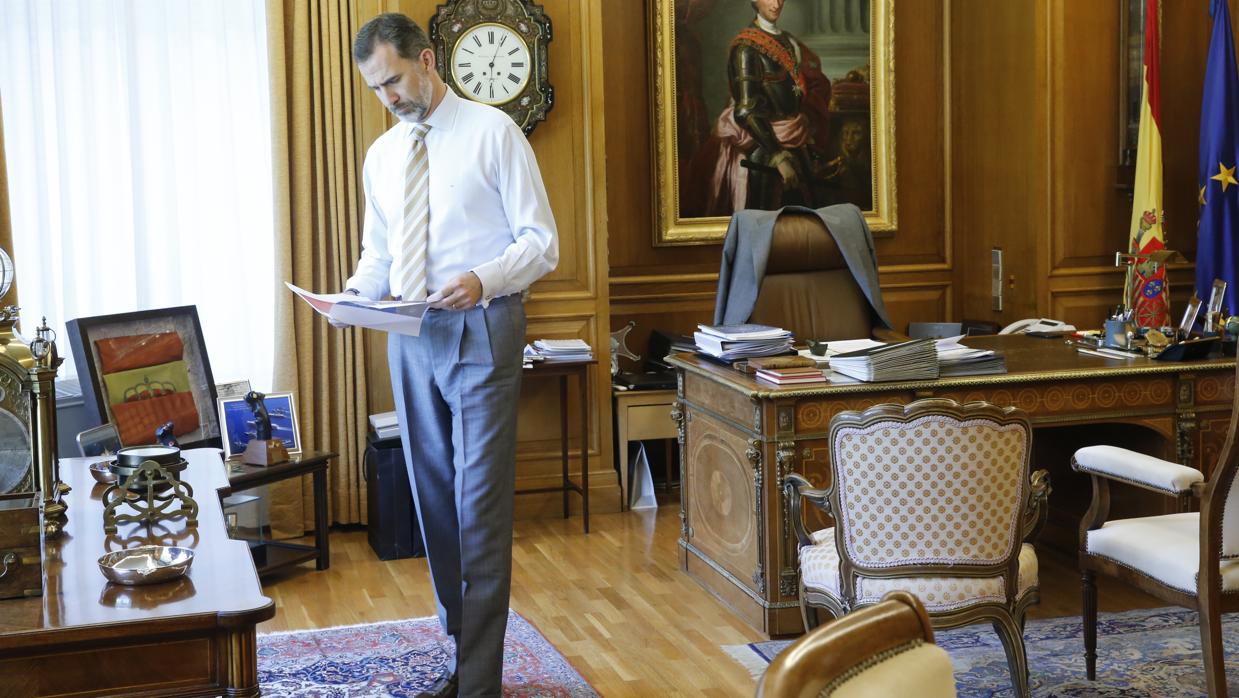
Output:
[0, 98, 15, 308]
[267, 0, 372, 533]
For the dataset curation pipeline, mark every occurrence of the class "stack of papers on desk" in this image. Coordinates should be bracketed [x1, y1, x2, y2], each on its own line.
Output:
[693, 323, 794, 361]
[936, 336, 1007, 376]
[829, 339, 939, 382]
[527, 339, 593, 364]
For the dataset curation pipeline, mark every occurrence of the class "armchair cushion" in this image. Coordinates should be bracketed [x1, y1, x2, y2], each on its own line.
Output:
[801, 528, 1038, 612]
[1073, 445, 1203, 495]
[831, 643, 957, 698]
[1086, 512, 1239, 594]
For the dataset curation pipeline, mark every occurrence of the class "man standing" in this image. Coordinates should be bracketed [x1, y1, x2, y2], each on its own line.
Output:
[703, 0, 832, 214]
[342, 13, 558, 698]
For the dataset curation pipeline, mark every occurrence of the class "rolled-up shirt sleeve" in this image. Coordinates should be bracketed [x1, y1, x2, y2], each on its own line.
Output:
[469, 121, 558, 303]
[345, 153, 393, 301]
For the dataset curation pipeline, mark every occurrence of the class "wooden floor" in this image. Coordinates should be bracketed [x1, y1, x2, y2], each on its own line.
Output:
[260, 501, 1162, 695]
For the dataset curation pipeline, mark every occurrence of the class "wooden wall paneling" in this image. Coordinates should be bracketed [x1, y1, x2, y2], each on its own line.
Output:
[950, 0, 1047, 326]
[878, 274, 952, 335]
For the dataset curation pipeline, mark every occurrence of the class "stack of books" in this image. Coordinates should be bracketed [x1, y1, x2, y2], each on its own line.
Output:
[829, 339, 939, 382]
[749, 355, 828, 386]
[693, 323, 794, 361]
[936, 336, 1007, 376]
[525, 338, 593, 365]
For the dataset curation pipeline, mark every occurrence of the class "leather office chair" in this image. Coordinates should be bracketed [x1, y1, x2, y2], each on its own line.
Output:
[718, 208, 902, 343]
[784, 398, 1050, 698]
[1073, 356, 1239, 697]
[756, 591, 957, 698]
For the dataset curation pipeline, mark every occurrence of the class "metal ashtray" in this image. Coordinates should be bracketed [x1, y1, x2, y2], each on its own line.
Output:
[98, 545, 194, 585]
[89, 461, 118, 484]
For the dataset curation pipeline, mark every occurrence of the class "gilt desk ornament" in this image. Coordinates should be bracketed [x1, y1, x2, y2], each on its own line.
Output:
[1115, 248, 1187, 329]
[0, 245, 68, 539]
[240, 391, 288, 466]
[101, 445, 198, 533]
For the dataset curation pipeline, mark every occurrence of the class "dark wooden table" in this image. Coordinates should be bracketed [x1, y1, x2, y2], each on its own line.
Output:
[0, 449, 273, 697]
[517, 360, 595, 533]
[223, 450, 336, 576]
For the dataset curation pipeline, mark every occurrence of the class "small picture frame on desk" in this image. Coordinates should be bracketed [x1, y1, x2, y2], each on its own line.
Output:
[217, 391, 301, 460]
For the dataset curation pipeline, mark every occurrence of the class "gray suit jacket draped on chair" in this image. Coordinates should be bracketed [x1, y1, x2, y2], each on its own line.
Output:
[713, 204, 892, 330]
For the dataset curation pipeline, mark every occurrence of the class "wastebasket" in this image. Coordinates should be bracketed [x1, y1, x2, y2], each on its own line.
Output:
[364, 432, 425, 560]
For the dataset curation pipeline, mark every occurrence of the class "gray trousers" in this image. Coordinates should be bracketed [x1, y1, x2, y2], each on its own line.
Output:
[388, 294, 525, 697]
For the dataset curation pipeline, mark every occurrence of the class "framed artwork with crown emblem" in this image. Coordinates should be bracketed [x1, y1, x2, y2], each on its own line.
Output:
[429, 0, 553, 136]
[66, 306, 222, 450]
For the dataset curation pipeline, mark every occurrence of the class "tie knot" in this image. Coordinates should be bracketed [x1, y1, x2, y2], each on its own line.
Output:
[411, 123, 431, 142]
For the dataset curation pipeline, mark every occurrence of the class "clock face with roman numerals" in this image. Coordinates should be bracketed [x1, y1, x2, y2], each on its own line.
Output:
[450, 23, 531, 107]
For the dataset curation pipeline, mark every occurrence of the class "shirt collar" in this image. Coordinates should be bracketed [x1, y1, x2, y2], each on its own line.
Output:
[405, 88, 460, 139]
[756, 17, 781, 34]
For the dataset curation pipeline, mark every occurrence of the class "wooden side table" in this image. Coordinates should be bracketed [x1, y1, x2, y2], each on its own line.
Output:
[613, 388, 678, 511]
[517, 360, 595, 533]
[224, 450, 336, 575]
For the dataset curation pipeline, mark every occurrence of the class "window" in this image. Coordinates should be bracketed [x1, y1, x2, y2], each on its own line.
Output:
[0, 0, 275, 389]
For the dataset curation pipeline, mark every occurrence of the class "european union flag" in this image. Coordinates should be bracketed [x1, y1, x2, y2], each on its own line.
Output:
[1197, 0, 1239, 314]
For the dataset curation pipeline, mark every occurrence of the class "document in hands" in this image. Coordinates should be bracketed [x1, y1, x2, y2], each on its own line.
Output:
[285, 282, 429, 336]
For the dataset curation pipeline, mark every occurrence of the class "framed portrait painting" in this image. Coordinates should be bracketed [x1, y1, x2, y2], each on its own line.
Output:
[650, 0, 896, 245]
[65, 306, 221, 450]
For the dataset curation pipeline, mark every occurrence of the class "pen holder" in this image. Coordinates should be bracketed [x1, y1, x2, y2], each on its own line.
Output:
[1103, 319, 1133, 349]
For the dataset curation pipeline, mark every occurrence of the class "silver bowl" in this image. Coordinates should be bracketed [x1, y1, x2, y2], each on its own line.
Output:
[98, 545, 194, 585]
[89, 461, 118, 485]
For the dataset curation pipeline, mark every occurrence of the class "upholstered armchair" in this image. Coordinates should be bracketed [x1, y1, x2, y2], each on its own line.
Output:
[1074, 399, 1239, 697]
[785, 398, 1050, 698]
[756, 591, 957, 698]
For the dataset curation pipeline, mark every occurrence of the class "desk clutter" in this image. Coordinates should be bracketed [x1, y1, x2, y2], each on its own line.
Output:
[524, 339, 593, 368]
[691, 324, 1008, 384]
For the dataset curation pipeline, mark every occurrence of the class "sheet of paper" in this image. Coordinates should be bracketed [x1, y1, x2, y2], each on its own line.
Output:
[286, 282, 429, 336]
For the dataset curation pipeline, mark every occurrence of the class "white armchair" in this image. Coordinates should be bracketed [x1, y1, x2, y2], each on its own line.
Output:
[1073, 436, 1239, 697]
[785, 398, 1050, 698]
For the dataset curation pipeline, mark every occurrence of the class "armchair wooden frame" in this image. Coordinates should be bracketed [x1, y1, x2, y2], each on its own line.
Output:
[756, 591, 947, 698]
[785, 399, 1051, 698]
[1075, 360, 1239, 697]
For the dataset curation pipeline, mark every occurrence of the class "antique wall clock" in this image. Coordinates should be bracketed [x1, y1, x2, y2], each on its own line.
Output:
[429, 0, 553, 136]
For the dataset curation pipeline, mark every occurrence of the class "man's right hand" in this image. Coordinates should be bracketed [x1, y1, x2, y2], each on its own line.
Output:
[329, 289, 361, 328]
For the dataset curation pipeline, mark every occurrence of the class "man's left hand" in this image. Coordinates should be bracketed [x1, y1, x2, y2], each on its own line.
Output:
[427, 272, 483, 311]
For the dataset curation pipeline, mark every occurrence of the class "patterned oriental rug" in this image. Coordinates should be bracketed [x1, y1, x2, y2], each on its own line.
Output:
[258, 610, 597, 697]
[726, 607, 1239, 696]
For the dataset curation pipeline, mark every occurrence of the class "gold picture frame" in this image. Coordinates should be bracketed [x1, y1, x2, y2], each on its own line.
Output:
[650, 0, 896, 246]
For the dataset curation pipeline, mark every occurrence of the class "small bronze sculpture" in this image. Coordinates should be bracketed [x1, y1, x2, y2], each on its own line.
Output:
[244, 391, 272, 441]
[240, 391, 287, 466]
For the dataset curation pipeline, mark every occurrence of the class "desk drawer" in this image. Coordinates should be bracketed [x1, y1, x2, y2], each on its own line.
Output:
[625, 404, 678, 440]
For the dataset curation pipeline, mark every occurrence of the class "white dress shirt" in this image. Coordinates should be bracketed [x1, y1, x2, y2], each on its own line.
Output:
[346, 89, 558, 305]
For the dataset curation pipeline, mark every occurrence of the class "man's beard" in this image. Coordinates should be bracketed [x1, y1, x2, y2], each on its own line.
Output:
[392, 80, 433, 122]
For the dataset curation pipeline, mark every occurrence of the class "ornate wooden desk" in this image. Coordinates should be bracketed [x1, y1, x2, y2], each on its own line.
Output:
[0, 449, 274, 697]
[667, 335, 1235, 637]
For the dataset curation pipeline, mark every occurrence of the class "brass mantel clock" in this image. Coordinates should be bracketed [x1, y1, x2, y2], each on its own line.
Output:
[429, 0, 553, 136]
[0, 248, 67, 535]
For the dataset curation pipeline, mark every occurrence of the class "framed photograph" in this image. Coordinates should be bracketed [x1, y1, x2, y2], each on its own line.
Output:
[650, 0, 896, 245]
[65, 306, 221, 449]
[217, 391, 301, 460]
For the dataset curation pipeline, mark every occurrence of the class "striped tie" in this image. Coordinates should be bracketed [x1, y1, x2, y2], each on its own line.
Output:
[395, 123, 431, 301]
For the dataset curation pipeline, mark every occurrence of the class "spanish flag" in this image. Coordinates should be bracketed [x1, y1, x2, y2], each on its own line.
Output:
[1127, 0, 1169, 328]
